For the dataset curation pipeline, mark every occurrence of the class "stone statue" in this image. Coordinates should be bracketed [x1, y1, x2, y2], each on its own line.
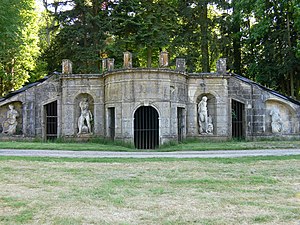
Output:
[77, 98, 93, 135]
[270, 109, 282, 133]
[207, 116, 214, 134]
[2, 104, 19, 135]
[198, 96, 213, 134]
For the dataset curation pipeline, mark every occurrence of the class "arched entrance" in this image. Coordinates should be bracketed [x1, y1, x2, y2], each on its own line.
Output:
[44, 101, 58, 140]
[232, 99, 245, 139]
[134, 106, 159, 149]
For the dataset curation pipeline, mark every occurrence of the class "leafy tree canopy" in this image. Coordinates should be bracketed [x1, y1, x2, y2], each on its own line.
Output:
[0, 0, 43, 96]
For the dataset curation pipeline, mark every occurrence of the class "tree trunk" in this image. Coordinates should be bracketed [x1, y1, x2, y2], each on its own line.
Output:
[287, 13, 294, 98]
[296, 72, 299, 99]
[147, 47, 152, 68]
[232, 1, 242, 75]
[200, 1, 209, 72]
[0, 77, 3, 97]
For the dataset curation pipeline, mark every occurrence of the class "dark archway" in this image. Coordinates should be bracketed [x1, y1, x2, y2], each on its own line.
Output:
[232, 100, 245, 139]
[45, 101, 58, 140]
[134, 106, 159, 149]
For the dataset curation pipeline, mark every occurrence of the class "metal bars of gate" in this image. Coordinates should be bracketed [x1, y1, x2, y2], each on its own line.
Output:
[109, 107, 115, 140]
[177, 107, 184, 142]
[134, 106, 159, 149]
[45, 101, 58, 140]
[232, 100, 245, 139]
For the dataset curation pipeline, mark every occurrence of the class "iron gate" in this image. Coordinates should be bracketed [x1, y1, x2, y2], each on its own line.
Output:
[134, 106, 159, 149]
[45, 101, 57, 140]
[232, 100, 245, 139]
[108, 107, 115, 140]
[177, 107, 184, 142]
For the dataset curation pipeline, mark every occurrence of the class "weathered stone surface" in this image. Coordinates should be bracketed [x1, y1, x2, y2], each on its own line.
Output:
[0, 68, 299, 146]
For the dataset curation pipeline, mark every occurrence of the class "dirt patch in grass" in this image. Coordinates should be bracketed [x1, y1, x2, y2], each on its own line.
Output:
[0, 159, 299, 224]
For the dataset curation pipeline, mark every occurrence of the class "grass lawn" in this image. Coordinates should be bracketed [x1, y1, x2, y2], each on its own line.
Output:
[0, 139, 300, 151]
[0, 156, 299, 224]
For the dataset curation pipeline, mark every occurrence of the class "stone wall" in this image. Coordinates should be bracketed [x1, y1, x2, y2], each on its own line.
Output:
[34, 76, 61, 137]
[228, 76, 300, 139]
[187, 74, 230, 138]
[0, 69, 299, 144]
[0, 75, 61, 138]
[61, 74, 104, 137]
[104, 69, 188, 144]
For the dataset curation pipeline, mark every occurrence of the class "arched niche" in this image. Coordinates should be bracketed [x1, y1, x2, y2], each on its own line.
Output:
[134, 106, 159, 149]
[265, 99, 298, 134]
[0, 101, 23, 135]
[74, 93, 94, 135]
[196, 93, 216, 135]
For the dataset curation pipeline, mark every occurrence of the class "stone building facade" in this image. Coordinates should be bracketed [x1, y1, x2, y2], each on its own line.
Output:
[0, 58, 299, 149]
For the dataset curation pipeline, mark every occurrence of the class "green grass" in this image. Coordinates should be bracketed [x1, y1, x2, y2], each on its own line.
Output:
[0, 197, 33, 224]
[1, 154, 300, 163]
[0, 156, 299, 224]
[161, 138, 300, 151]
[1, 138, 300, 151]
[0, 139, 133, 151]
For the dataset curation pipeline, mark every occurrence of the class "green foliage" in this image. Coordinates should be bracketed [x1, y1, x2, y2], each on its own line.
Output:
[44, 0, 111, 73]
[242, 0, 300, 97]
[171, 0, 212, 72]
[0, 0, 42, 96]
[0, 0, 298, 98]
[111, 0, 179, 67]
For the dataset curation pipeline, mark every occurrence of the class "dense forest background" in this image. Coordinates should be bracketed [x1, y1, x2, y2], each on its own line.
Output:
[0, 0, 299, 99]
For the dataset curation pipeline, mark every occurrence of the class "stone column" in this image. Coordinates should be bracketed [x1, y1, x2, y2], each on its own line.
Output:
[107, 58, 115, 71]
[123, 51, 132, 69]
[62, 59, 72, 74]
[102, 59, 107, 72]
[159, 51, 168, 67]
[216, 58, 227, 74]
[176, 58, 186, 71]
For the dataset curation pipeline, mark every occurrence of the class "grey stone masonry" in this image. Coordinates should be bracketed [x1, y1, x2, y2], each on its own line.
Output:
[1, 66, 299, 146]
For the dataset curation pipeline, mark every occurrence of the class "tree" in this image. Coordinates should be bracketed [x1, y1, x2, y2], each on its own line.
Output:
[45, 0, 111, 73]
[0, 0, 41, 96]
[244, 0, 300, 98]
[171, 0, 227, 72]
[111, 0, 178, 68]
[40, 0, 299, 99]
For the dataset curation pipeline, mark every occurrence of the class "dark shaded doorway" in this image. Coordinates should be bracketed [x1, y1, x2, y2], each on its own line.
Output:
[232, 100, 245, 139]
[108, 107, 115, 140]
[177, 107, 184, 142]
[45, 101, 57, 140]
[134, 106, 159, 149]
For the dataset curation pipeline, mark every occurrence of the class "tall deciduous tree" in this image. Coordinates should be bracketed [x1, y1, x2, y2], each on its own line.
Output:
[172, 0, 225, 72]
[111, 0, 178, 67]
[45, 0, 111, 73]
[0, 0, 41, 96]
[40, 0, 299, 99]
[244, 0, 300, 98]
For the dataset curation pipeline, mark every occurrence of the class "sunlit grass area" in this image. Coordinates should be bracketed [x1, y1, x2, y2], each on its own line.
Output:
[0, 138, 300, 151]
[0, 156, 299, 224]
[160, 139, 300, 151]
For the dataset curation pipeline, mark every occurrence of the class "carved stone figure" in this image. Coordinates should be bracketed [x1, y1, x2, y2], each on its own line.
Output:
[270, 109, 282, 133]
[2, 104, 19, 135]
[207, 116, 214, 134]
[77, 98, 93, 135]
[198, 96, 213, 134]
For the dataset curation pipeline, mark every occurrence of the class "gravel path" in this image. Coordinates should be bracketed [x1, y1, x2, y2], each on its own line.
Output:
[0, 149, 300, 158]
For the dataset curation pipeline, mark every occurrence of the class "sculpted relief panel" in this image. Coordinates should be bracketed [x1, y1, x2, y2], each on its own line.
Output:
[2, 104, 19, 134]
[0, 102, 22, 135]
[266, 99, 298, 134]
[269, 108, 283, 133]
